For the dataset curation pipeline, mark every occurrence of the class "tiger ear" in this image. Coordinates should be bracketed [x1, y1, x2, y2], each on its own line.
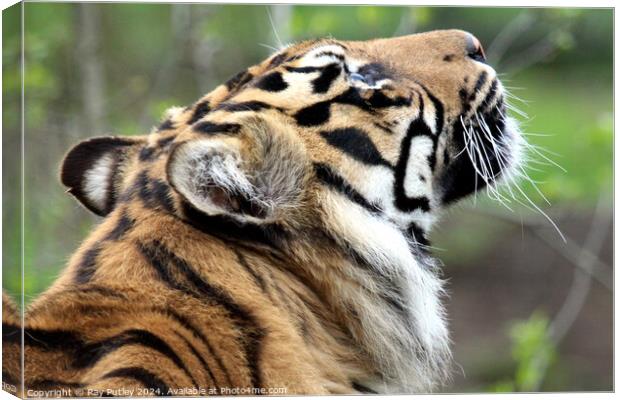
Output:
[166, 116, 308, 224]
[61, 136, 146, 216]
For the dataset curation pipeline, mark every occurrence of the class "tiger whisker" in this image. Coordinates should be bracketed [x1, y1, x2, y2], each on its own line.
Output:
[265, 6, 284, 50]
[527, 143, 563, 157]
[503, 102, 529, 119]
[258, 43, 280, 52]
[522, 142, 567, 172]
[515, 165, 552, 206]
[520, 132, 555, 138]
[502, 85, 526, 92]
[461, 117, 484, 204]
[468, 120, 508, 207]
[477, 113, 518, 202]
[523, 164, 546, 173]
[525, 158, 555, 167]
[512, 177, 566, 242]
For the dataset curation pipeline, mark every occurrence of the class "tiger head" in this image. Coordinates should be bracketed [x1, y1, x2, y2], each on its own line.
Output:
[63, 29, 522, 241]
[61, 30, 523, 391]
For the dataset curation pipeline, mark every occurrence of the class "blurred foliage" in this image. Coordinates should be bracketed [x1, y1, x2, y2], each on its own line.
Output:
[488, 312, 556, 392]
[513, 68, 612, 206]
[511, 313, 556, 391]
[1, 3, 612, 392]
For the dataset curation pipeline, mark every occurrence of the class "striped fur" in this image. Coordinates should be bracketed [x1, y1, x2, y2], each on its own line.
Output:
[3, 30, 523, 395]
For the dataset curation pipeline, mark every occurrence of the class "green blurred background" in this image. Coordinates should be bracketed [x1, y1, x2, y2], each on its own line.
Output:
[2, 3, 612, 393]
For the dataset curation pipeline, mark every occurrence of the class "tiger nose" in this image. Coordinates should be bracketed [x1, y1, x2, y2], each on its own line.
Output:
[465, 33, 486, 62]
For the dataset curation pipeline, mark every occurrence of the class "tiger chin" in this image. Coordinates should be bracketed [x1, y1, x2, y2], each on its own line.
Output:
[3, 30, 523, 395]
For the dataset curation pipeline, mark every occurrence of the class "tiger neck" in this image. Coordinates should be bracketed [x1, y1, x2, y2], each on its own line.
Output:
[285, 196, 451, 392]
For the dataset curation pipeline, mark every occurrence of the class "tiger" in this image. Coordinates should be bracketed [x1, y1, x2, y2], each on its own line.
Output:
[2, 29, 523, 396]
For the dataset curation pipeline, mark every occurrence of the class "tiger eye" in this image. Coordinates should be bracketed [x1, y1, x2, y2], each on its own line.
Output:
[349, 73, 367, 83]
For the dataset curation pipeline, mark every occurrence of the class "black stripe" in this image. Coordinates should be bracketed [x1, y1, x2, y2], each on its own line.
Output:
[100, 367, 170, 395]
[149, 179, 175, 214]
[192, 121, 241, 135]
[215, 101, 273, 113]
[180, 201, 286, 249]
[440, 119, 484, 203]
[336, 87, 411, 110]
[136, 170, 152, 205]
[157, 135, 175, 148]
[267, 283, 307, 337]
[173, 331, 218, 390]
[154, 308, 231, 387]
[416, 83, 445, 172]
[285, 65, 322, 73]
[294, 101, 331, 126]
[2, 372, 17, 385]
[133, 172, 175, 213]
[313, 50, 345, 60]
[480, 79, 499, 113]
[225, 70, 253, 91]
[407, 223, 430, 250]
[459, 87, 471, 113]
[138, 240, 265, 388]
[234, 250, 267, 292]
[10, 317, 174, 380]
[255, 71, 288, 92]
[157, 119, 175, 131]
[351, 381, 378, 394]
[473, 71, 489, 95]
[139, 146, 156, 161]
[104, 210, 135, 241]
[76, 210, 135, 284]
[73, 328, 199, 388]
[459, 72, 490, 116]
[268, 52, 288, 67]
[75, 245, 102, 284]
[320, 128, 391, 168]
[313, 163, 381, 213]
[392, 102, 432, 213]
[417, 83, 445, 136]
[311, 63, 341, 93]
[373, 122, 394, 135]
[21, 327, 82, 349]
[2, 323, 21, 342]
[363, 90, 411, 109]
[294, 87, 411, 127]
[188, 100, 211, 125]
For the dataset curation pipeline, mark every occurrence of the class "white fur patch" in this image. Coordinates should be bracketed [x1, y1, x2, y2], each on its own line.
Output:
[404, 136, 434, 199]
[320, 191, 451, 392]
[83, 154, 115, 211]
[422, 98, 438, 134]
[168, 140, 254, 218]
[282, 71, 316, 95]
[163, 106, 185, 121]
[496, 116, 525, 186]
[350, 76, 391, 91]
[342, 157, 436, 234]
[300, 44, 346, 67]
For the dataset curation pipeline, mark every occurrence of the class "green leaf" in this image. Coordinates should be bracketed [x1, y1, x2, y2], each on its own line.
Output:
[509, 312, 556, 391]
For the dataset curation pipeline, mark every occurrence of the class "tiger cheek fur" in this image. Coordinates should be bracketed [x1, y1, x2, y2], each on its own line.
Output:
[4, 30, 523, 395]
